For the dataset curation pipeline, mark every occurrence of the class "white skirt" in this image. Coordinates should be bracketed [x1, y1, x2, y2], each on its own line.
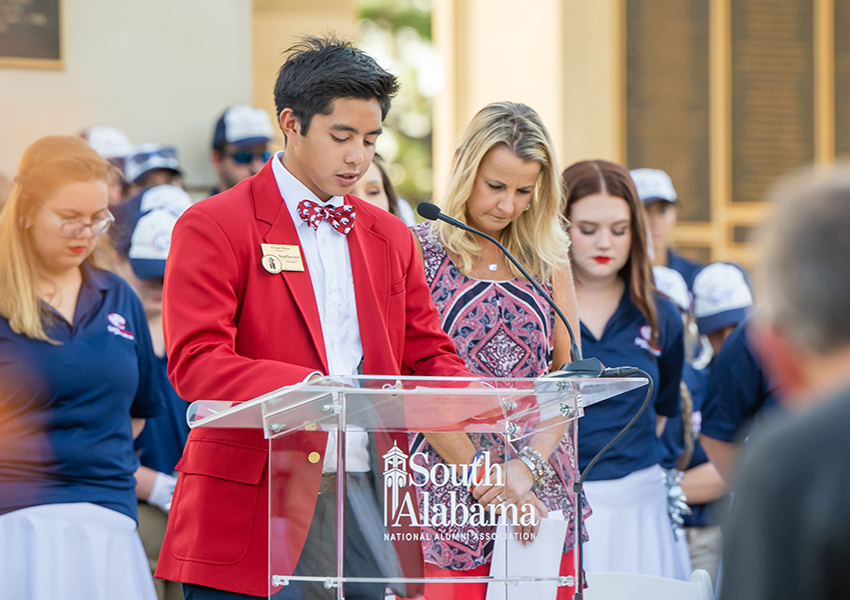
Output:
[582, 464, 692, 580]
[0, 502, 158, 600]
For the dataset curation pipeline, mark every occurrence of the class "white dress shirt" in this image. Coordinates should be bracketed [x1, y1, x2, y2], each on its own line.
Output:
[271, 152, 369, 472]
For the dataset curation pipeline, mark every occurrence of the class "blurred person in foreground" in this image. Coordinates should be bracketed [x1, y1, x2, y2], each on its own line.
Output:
[124, 144, 185, 200]
[112, 184, 193, 600]
[630, 168, 703, 291]
[210, 105, 275, 195]
[719, 165, 850, 600]
[410, 101, 582, 600]
[0, 136, 162, 599]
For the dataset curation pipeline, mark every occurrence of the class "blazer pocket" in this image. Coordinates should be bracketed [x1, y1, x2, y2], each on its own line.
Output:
[169, 440, 267, 564]
[389, 273, 407, 297]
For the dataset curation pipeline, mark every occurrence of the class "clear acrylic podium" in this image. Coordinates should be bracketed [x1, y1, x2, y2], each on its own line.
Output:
[187, 374, 646, 599]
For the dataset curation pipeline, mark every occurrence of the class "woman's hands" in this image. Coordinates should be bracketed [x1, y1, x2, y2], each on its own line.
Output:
[515, 491, 549, 544]
[471, 458, 549, 544]
[471, 458, 534, 507]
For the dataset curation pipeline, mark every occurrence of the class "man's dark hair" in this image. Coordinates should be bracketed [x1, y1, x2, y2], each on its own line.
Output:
[274, 35, 399, 136]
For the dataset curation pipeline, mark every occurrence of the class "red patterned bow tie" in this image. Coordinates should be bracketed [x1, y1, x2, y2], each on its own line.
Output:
[297, 199, 356, 235]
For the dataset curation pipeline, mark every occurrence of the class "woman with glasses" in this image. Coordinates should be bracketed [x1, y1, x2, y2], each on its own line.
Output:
[0, 136, 162, 599]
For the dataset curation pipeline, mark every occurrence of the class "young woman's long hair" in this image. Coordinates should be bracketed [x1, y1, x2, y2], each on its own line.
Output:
[435, 102, 570, 282]
[0, 136, 115, 342]
[562, 159, 659, 344]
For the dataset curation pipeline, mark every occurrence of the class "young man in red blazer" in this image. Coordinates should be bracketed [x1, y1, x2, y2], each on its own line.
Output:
[156, 37, 473, 599]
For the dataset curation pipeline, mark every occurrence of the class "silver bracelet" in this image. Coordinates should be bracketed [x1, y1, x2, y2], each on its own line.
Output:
[518, 446, 549, 487]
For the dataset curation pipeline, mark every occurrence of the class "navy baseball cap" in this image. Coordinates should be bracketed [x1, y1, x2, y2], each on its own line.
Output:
[112, 185, 192, 279]
[213, 105, 274, 149]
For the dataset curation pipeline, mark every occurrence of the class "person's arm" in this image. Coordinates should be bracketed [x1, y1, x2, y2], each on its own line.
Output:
[701, 434, 741, 485]
[681, 460, 728, 505]
[654, 300, 685, 421]
[656, 415, 668, 437]
[551, 262, 581, 369]
[135, 464, 178, 512]
[132, 418, 145, 439]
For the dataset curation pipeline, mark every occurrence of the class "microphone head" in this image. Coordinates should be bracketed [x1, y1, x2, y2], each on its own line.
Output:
[416, 202, 441, 221]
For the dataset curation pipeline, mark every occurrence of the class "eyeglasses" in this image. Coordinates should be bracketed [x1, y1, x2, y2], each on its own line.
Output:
[39, 204, 115, 238]
[227, 150, 272, 165]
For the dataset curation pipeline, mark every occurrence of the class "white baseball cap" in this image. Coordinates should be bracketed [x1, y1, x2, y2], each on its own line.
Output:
[653, 266, 690, 312]
[124, 143, 182, 184]
[213, 105, 275, 148]
[631, 168, 677, 203]
[693, 263, 753, 335]
[83, 126, 133, 160]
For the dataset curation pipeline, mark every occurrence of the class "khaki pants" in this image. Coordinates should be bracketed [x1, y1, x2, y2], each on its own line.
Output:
[137, 502, 183, 600]
[685, 525, 722, 586]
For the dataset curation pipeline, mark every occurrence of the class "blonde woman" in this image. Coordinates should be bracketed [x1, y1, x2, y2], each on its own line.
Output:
[0, 136, 161, 600]
[410, 102, 586, 600]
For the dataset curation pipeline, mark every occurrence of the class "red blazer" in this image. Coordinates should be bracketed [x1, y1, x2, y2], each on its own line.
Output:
[155, 162, 469, 596]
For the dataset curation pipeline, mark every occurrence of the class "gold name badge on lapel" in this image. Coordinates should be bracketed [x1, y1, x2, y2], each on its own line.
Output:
[261, 243, 305, 273]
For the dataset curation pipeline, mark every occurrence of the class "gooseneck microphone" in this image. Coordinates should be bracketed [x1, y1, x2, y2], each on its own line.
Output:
[417, 201, 654, 599]
[417, 201, 604, 376]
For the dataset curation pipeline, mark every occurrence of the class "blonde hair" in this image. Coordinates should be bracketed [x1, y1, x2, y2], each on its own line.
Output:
[0, 136, 116, 343]
[435, 102, 570, 282]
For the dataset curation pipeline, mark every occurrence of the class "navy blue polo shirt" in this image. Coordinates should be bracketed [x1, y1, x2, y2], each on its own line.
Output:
[578, 288, 684, 481]
[667, 249, 703, 291]
[700, 319, 780, 445]
[134, 355, 190, 475]
[659, 363, 709, 471]
[0, 264, 163, 522]
[680, 364, 717, 528]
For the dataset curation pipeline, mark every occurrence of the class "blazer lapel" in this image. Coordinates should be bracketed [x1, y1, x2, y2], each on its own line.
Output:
[252, 162, 328, 373]
[346, 199, 395, 375]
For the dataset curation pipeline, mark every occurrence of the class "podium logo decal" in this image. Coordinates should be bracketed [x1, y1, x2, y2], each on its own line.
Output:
[381, 441, 539, 532]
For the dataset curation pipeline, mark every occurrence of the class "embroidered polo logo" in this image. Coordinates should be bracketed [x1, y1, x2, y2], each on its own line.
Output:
[634, 325, 661, 357]
[107, 313, 135, 340]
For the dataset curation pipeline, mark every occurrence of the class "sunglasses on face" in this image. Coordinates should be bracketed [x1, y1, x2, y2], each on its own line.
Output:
[39, 204, 115, 238]
[226, 150, 272, 165]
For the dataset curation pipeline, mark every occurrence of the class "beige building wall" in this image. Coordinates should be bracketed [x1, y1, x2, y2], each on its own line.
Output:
[432, 0, 623, 197]
[0, 0, 253, 194]
[252, 0, 358, 146]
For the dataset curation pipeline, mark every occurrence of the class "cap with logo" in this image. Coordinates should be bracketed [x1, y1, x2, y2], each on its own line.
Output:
[124, 143, 182, 184]
[82, 126, 133, 160]
[653, 266, 690, 313]
[112, 185, 192, 279]
[213, 105, 274, 149]
[693, 263, 753, 335]
[630, 168, 677, 204]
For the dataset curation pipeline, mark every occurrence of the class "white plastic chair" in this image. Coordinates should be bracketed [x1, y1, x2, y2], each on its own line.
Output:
[583, 569, 714, 600]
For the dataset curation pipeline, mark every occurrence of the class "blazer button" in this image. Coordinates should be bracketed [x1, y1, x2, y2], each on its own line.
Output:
[308, 451, 321, 464]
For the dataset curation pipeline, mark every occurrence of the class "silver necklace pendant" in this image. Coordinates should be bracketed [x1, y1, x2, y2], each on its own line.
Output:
[488, 263, 498, 272]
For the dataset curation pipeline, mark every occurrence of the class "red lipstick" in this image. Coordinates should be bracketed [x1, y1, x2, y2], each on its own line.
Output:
[593, 256, 611, 264]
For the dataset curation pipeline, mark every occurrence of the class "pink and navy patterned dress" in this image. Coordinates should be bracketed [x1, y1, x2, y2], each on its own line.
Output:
[410, 222, 588, 570]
